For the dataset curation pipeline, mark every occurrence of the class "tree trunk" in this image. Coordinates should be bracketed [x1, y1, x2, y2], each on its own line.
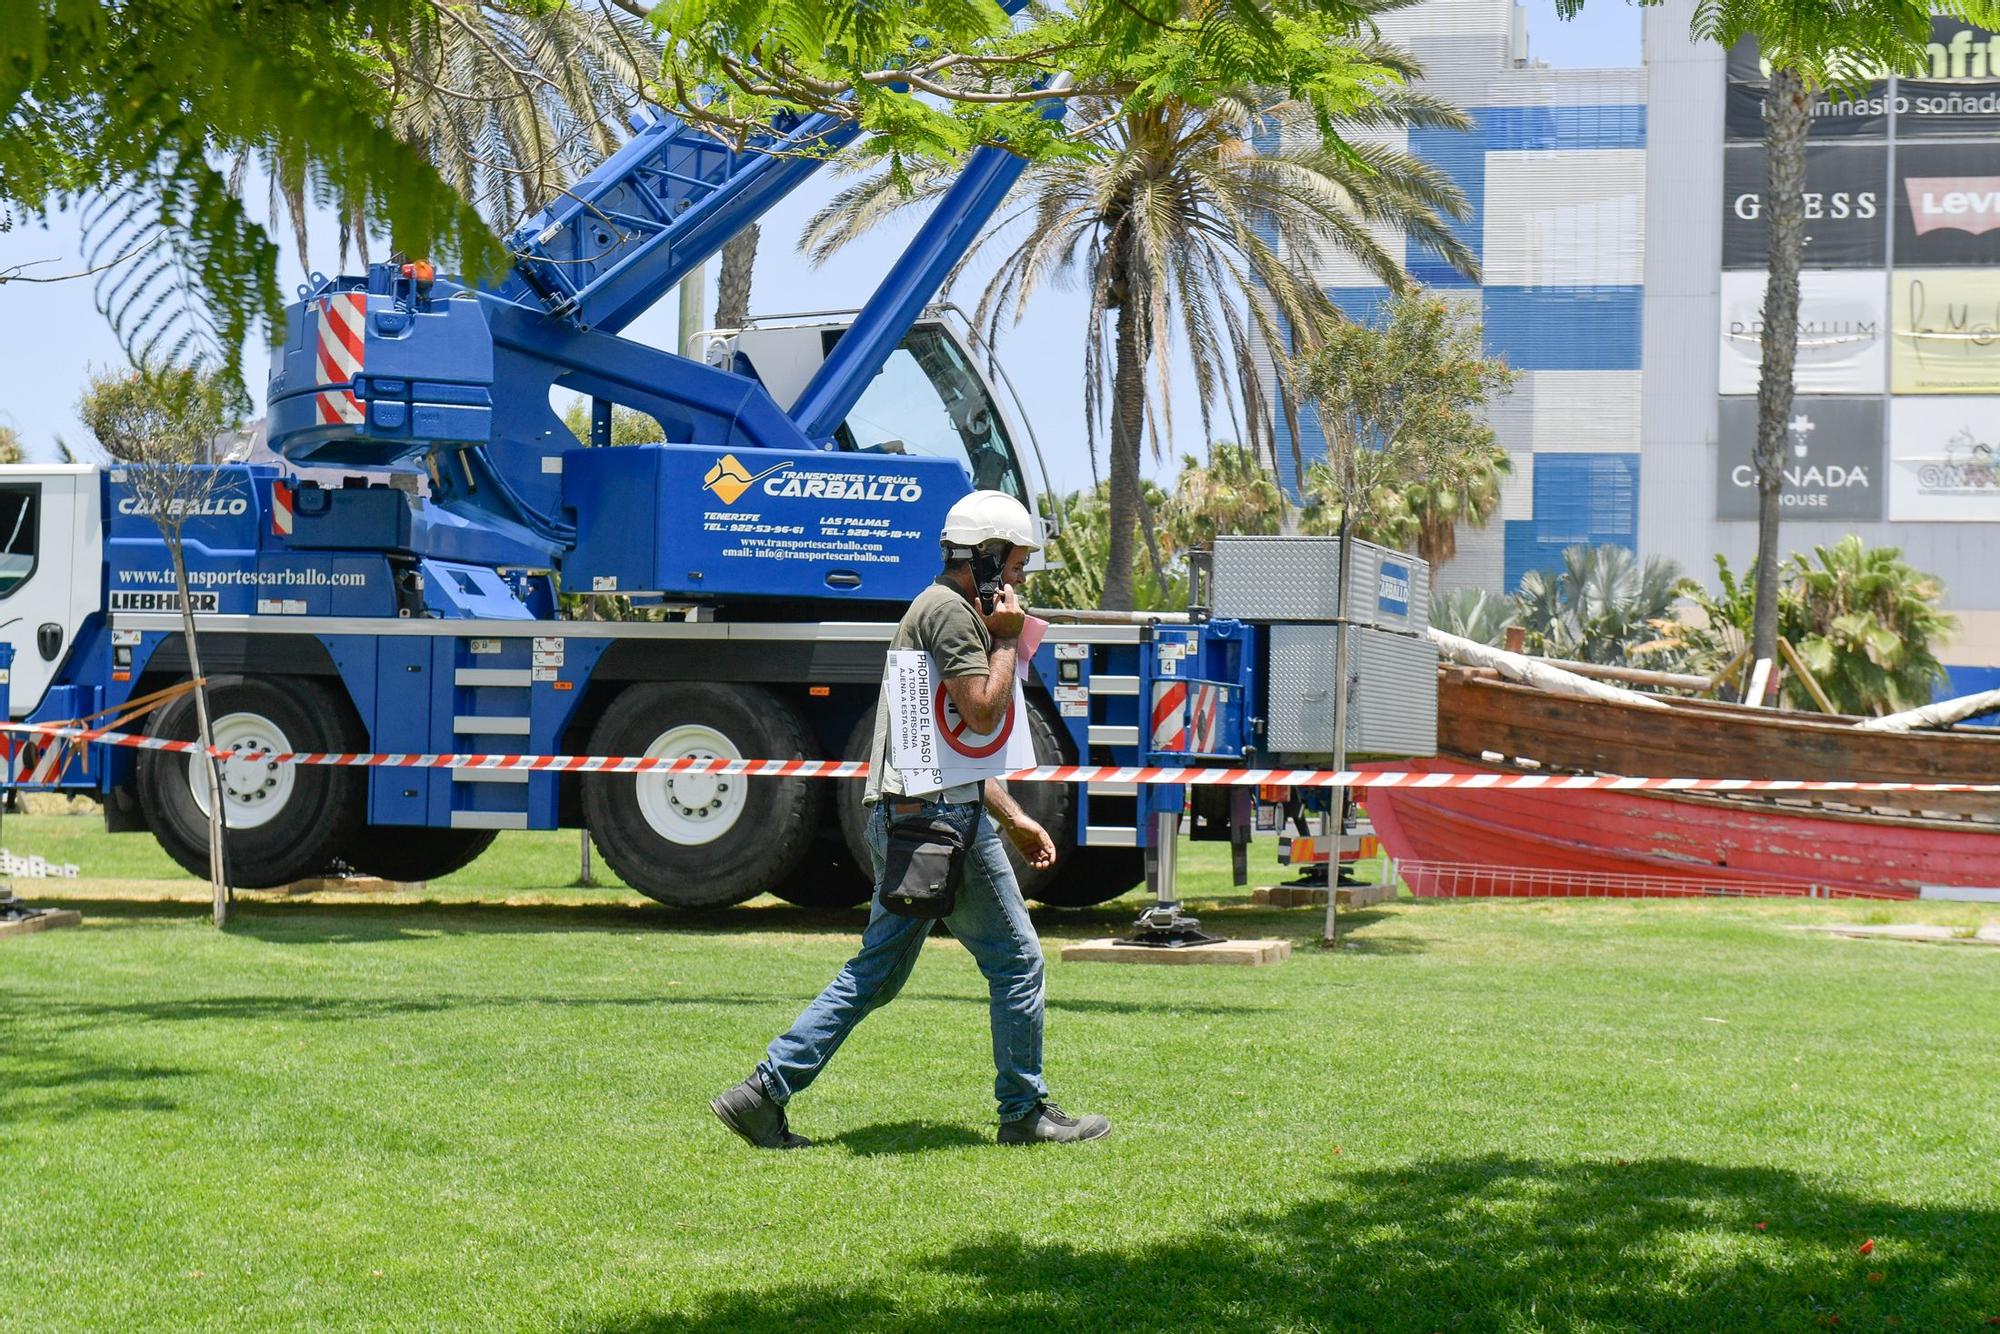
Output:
[170, 540, 230, 927]
[1103, 245, 1146, 612]
[1751, 67, 1811, 676]
[714, 224, 760, 328]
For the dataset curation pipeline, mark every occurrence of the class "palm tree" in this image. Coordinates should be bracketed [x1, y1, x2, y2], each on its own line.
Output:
[376, 1, 659, 242]
[1161, 443, 1286, 554]
[714, 225, 761, 328]
[1674, 540, 1956, 714]
[1789, 537, 1956, 713]
[803, 24, 1475, 610]
[1433, 587, 1516, 646]
[1512, 544, 1684, 666]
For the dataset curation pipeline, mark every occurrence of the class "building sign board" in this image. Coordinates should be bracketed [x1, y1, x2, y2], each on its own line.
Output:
[1888, 396, 2000, 519]
[1894, 142, 2000, 264]
[1718, 270, 1886, 395]
[1715, 397, 1884, 521]
[1891, 268, 2000, 391]
[1724, 144, 1887, 269]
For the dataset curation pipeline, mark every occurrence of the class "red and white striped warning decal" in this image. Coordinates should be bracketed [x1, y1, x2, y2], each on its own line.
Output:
[1191, 682, 1220, 753]
[7, 720, 2000, 794]
[1150, 681, 1188, 752]
[5, 734, 68, 786]
[271, 480, 295, 536]
[314, 292, 366, 426]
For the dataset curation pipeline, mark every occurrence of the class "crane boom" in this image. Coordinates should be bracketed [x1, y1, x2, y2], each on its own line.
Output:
[495, 110, 859, 335]
[265, 0, 1052, 593]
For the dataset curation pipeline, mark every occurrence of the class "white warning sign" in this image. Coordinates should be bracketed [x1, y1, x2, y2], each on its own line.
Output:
[886, 649, 1034, 795]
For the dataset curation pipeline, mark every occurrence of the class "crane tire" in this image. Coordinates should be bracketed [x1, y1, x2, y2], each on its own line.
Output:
[340, 827, 498, 884]
[1028, 845, 1147, 909]
[583, 682, 822, 909]
[135, 675, 366, 890]
[771, 830, 873, 911]
[834, 695, 1077, 903]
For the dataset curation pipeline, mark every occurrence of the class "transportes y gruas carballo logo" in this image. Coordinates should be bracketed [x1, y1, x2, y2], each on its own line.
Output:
[702, 454, 794, 505]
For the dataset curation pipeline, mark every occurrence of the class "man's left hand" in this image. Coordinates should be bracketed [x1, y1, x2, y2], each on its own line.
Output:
[1005, 814, 1056, 870]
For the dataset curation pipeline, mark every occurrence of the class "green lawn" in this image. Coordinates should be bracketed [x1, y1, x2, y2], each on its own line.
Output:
[3, 816, 1998, 1331]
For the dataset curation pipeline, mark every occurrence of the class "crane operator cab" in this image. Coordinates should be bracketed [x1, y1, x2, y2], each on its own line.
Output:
[693, 306, 1055, 528]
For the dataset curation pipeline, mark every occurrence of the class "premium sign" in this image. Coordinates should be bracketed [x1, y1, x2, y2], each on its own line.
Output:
[1715, 397, 1884, 521]
[1724, 144, 1887, 268]
[1891, 268, 2000, 392]
[1895, 143, 2000, 263]
[1889, 396, 2000, 519]
[1718, 271, 1886, 395]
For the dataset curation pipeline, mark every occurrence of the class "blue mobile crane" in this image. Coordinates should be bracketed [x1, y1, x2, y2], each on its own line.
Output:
[0, 29, 1436, 911]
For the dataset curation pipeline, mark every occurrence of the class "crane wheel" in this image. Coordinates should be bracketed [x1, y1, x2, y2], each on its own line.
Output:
[338, 827, 498, 884]
[135, 675, 366, 889]
[770, 830, 873, 911]
[582, 682, 822, 909]
[1026, 845, 1146, 908]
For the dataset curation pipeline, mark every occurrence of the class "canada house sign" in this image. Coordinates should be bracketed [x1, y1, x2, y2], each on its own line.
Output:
[1715, 398, 1884, 520]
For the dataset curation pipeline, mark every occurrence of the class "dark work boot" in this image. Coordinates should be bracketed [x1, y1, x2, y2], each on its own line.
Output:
[997, 1101, 1112, 1145]
[710, 1076, 812, 1149]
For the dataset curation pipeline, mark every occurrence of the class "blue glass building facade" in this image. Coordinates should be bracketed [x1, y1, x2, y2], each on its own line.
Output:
[1265, 0, 1648, 594]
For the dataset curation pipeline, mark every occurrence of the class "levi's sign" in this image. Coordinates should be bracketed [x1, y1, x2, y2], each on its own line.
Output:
[1895, 145, 2000, 264]
[1905, 177, 2000, 234]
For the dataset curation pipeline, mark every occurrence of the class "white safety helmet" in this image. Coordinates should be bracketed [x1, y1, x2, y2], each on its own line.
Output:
[940, 489, 1041, 554]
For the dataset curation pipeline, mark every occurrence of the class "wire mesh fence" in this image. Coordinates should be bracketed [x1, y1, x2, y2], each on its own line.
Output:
[1396, 860, 1911, 902]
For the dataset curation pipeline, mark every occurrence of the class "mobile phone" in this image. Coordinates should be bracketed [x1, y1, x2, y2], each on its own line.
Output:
[973, 547, 1007, 614]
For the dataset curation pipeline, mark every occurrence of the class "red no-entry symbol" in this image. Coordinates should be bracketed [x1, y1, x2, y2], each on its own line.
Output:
[933, 684, 1014, 759]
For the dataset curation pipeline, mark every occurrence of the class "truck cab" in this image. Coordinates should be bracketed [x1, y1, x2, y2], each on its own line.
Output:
[0, 467, 103, 719]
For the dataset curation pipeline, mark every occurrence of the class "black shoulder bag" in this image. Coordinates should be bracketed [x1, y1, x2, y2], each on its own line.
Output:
[880, 789, 980, 919]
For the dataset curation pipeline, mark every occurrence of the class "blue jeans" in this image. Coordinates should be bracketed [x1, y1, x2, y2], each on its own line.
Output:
[757, 798, 1051, 1122]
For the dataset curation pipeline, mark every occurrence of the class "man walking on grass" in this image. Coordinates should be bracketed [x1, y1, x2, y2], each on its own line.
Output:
[711, 490, 1111, 1148]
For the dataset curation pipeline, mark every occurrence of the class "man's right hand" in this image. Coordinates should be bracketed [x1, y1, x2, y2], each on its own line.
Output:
[984, 585, 1026, 641]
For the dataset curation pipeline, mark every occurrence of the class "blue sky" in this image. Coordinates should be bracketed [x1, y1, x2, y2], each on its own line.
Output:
[0, 0, 1642, 493]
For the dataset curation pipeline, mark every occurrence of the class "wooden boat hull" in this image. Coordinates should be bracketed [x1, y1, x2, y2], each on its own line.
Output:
[1440, 670, 2000, 799]
[1359, 757, 2000, 901]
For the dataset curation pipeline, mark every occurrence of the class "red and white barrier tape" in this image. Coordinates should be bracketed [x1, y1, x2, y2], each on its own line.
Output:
[6, 720, 2000, 794]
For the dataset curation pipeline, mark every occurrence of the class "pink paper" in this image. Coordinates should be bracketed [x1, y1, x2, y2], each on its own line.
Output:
[1017, 614, 1049, 674]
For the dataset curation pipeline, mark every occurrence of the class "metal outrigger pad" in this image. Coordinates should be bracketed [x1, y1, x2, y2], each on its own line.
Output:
[1113, 809, 1226, 949]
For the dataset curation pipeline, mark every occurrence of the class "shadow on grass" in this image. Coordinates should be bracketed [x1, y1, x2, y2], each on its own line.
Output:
[29, 895, 1404, 953]
[830, 1120, 991, 1157]
[18, 991, 786, 1031]
[0, 1041, 189, 1124]
[592, 1155, 2000, 1331]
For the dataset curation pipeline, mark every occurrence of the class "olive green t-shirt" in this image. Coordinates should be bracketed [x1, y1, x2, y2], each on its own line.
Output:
[864, 578, 992, 804]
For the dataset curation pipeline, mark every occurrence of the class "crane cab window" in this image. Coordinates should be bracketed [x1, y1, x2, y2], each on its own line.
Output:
[0, 486, 38, 599]
[834, 327, 1025, 497]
